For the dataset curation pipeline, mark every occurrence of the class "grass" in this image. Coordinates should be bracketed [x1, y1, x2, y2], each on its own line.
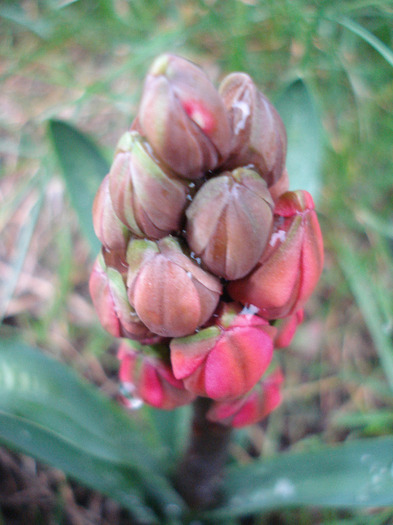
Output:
[1, 0, 393, 523]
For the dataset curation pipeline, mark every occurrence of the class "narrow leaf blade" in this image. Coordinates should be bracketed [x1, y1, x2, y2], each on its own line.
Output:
[48, 119, 109, 257]
[0, 412, 158, 524]
[0, 339, 184, 518]
[337, 17, 393, 69]
[336, 241, 393, 392]
[276, 79, 323, 202]
[0, 190, 43, 321]
[204, 437, 393, 519]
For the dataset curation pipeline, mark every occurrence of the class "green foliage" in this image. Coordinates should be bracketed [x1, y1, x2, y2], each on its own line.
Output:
[276, 79, 323, 202]
[48, 120, 109, 258]
[206, 436, 393, 519]
[0, 339, 184, 524]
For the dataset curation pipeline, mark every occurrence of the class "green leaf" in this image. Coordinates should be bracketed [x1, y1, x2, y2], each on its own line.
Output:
[336, 241, 393, 392]
[204, 437, 393, 520]
[0, 189, 43, 322]
[336, 17, 393, 69]
[0, 5, 53, 39]
[48, 119, 109, 258]
[0, 339, 185, 522]
[147, 404, 192, 463]
[276, 79, 323, 203]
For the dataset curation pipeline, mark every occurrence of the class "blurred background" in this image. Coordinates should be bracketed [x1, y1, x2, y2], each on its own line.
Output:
[1, 0, 393, 523]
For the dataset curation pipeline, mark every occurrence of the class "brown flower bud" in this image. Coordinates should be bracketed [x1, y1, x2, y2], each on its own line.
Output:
[219, 72, 287, 186]
[186, 167, 274, 280]
[89, 251, 156, 342]
[138, 54, 232, 179]
[108, 131, 188, 239]
[92, 175, 130, 252]
[127, 236, 222, 337]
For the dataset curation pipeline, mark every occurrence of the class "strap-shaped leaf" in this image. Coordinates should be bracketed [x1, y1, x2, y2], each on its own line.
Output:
[48, 119, 109, 257]
[0, 339, 184, 522]
[276, 79, 323, 203]
[203, 436, 393, 520]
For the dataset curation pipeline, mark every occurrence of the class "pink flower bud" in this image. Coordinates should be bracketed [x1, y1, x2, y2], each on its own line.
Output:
[89, 251, 156, 342]
[269, 168, 289, 202]
[127, 236, 222, 337]
[92, 175, 130, 252]
[206, 368, 284, 428]
[170, 303, 275, 401]
[219, 72, 287, 187]
[138, 54, 232, 179]
[274, 309, 304, 349]
[108, 131, 188, 239]
[228, 190, 324, 319]
[186, 167, 274, 280]
[118, 341, 195, 410]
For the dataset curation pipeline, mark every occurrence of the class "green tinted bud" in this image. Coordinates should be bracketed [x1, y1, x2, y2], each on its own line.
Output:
[126, 236, 222, 337]
[109, 131, 188, 239]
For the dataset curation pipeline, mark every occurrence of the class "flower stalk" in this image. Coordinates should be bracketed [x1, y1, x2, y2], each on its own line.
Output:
[175, 397, 232, 509]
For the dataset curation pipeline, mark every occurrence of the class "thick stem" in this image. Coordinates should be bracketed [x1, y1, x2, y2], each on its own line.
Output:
[175, 397, 232, 509]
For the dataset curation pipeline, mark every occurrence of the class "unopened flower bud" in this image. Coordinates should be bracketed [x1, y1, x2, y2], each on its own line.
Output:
[108, 131, 188, 239]
[127, 236, 222, 337]
[274, 309, 304, 349]
[186, 167, 274, 280]
[228, 190, 324, 319]
[206, 368, 284, 427]
[170, 303, 275, 401]
[118, 341, 195, 410]
[89, 251, 156, 342]
[219, 72, 287, 186]
[138, 54, 232, 179]
[92, 175, 130, 252]
[269, 168, 289, 202]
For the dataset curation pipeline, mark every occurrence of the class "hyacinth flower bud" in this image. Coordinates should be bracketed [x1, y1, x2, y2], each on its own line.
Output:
[127, 236, 222, 338]
[118, 341, 196, 410]
[138, 54, 232, 179]
[206, 368, 284, 428]
[92, 175, 130, 252]
[170, 303, 275, 401]
[219, 72, 287, 187]
[89, 251, 157, 342]
[228, 190, 324, 319]
[186, 167, 274, 280]
[274, 309, 304, 349]
[269, 168, 289, 202]
[108, 131, 188, 239]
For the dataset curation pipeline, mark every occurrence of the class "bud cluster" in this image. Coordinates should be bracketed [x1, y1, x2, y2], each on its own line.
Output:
[90, 54, 324, 428]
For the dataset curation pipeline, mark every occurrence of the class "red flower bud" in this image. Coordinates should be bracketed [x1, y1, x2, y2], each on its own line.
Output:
[138, 54, 232, 179]
[92, 175, 130, 252]
[127, 236, 222, 337]
[118, 341, 195, 410]
[219, 73, 287, 186]
[170, 303, 275, 401]
[89, 251, 156, 342]
[206, 368, 284, 428]
[228, 190, 324, 319]
[186, 167, 274, 280]
[274, 309, 304, 349]
[108, 131, 188, 239]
